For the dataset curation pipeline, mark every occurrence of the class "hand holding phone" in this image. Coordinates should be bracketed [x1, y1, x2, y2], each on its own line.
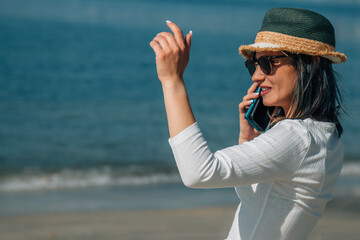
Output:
[244, 87, 274, 132]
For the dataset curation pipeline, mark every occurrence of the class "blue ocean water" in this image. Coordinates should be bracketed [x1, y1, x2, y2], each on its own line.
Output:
[0, 0, 359, 193]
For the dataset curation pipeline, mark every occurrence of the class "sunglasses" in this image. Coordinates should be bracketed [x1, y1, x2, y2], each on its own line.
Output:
[245, 55, 288, 76]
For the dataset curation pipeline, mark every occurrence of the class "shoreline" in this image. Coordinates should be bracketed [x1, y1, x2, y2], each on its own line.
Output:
[1, 184, 360, 239]
[1, 205, 359, 240]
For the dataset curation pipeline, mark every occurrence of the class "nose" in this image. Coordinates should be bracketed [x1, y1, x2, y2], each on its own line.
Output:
[251, 65, 266, 85]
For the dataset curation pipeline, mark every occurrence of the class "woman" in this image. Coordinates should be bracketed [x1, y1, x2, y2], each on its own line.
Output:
[150, 8, 346, 240]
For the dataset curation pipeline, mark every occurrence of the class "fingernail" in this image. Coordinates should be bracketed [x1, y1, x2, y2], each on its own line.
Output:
[166, 20, 172, 24]
[254, 92, 259, 95]
[247, 100, 254, 103]
[189, 30, 193, 35]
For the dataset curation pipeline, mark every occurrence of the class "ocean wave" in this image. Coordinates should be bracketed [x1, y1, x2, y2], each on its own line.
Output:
[340, 162, 360, 176]
[0, 167, 181, 192]
[1, 162, 360, 193]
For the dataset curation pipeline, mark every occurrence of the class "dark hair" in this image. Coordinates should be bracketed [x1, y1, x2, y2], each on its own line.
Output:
[283, 53, 344, 137]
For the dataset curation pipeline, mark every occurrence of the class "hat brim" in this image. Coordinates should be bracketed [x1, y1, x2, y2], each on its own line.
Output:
[239, 31, 347, 64]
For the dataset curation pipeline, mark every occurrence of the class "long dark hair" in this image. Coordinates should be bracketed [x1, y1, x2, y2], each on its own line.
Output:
[283, 53, 344, 137]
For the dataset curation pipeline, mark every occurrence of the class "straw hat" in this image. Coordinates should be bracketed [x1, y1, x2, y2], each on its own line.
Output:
[239, 8, 347, 63]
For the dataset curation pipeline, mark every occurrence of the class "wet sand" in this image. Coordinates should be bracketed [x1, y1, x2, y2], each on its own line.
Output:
[1, 205, 359, 240]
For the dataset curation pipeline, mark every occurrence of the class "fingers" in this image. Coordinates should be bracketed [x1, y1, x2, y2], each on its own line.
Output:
[150, 40, 162, 55]
[239, 98, 253, 114]
[247, 82, 260, 94]
[149, 21, 192, 82]
[156, 32, 178, 52]
[239, 102, 249, 114]
[150, 34, 172, 53]
[150, 21, 192, 55]
[240, 82, 260, 111]
[185, 31, 192, 53]
[239, 90, 260, 115]
[243, 91, 260, 103]
[166, 20, 186, 50]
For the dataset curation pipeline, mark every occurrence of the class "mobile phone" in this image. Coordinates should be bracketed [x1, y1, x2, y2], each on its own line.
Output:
[244, 87, 274, 132]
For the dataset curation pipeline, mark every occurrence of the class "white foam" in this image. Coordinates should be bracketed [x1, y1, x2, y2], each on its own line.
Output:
[340, 162, 360, 176]
[1, 162, 359, 193]
[0, 167, 181, 192]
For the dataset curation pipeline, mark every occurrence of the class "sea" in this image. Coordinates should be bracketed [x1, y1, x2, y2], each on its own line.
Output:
[0, 0, 359, 215]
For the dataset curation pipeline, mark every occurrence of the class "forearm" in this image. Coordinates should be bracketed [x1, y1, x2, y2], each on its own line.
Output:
[149, 21, 194, 138]
[162, 78, 196, 138]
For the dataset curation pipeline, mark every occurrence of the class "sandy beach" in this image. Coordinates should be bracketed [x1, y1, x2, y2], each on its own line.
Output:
[1, 203, 359, 240]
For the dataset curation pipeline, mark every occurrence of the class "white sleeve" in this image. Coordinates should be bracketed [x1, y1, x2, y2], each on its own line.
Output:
[168, 120, 310, 189]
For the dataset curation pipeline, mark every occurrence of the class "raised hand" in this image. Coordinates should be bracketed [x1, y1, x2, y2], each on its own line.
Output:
[150, 21, 192, 84]
[149, 21, 195, 138]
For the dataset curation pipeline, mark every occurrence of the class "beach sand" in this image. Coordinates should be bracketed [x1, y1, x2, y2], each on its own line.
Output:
[1, 204, 359, 240]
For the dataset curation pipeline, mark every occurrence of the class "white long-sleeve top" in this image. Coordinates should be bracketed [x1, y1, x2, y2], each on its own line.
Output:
[168, 118, 343, 240]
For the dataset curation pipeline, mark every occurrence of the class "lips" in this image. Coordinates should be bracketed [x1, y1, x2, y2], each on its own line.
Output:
[260, 85, 271, 96]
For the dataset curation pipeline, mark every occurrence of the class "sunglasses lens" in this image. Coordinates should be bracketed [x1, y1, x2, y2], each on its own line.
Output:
[244, 55, 287, 76]
[245, 56, 280, 75]
[245, 60, 256, 76]
[258, 57, 271, 75]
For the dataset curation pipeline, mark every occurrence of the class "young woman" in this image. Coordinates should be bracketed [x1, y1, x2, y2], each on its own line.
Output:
[150, 7, 346, 240]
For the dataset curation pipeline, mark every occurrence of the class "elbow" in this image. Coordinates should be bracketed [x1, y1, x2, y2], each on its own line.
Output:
[179, 170, 210, 189]
[182, 176, 202, 188]
[177, 170, 204, 188]
[174, 148, 222, 189]
[177, 155, 223, 189]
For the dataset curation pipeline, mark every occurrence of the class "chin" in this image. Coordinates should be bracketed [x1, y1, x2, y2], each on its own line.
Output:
[262, 99, 273, 107]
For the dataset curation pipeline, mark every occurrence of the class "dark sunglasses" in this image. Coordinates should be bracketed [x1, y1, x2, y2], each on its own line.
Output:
[245, 55, 288, 76]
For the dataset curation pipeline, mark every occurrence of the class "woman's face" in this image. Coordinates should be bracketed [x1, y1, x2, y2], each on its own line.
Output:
[252, 51, 298, 115]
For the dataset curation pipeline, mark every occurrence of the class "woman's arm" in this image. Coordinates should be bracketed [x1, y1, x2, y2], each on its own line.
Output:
[150, 21, 195, 138]
[150, 21, 262, 141]
[169, 120, 310, 188]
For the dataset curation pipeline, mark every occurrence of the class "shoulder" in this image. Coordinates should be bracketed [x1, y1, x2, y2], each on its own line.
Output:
[267, 118, 337, 139]
[264, 118, 340, 161]
[265, 119, 310, 143]
[271, 118, 338, 143]
[225, 119, 312, 172]
[259, 119, 312, 163]
[254, 119, 312, 156]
